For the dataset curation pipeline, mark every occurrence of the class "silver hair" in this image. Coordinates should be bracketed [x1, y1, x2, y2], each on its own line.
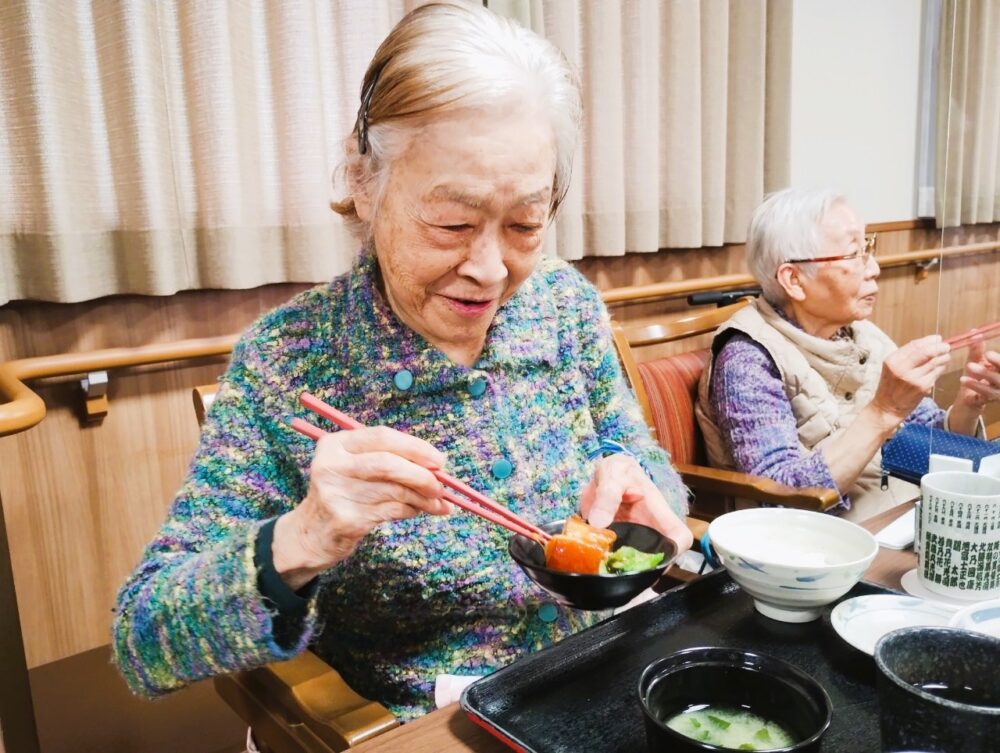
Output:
[746, 187, 848, 305]
[332, 1, 582, 241]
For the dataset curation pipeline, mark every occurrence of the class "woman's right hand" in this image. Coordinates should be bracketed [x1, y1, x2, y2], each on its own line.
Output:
[824, 336, 949, 493]
[272, 427, 451, 589]
[869, 335, 951, 427]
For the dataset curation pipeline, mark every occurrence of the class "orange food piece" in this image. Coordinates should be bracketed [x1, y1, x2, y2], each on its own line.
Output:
[545, 535, 607, 574]
[543, 515, 618, 574]
[561, 514, 616, 551]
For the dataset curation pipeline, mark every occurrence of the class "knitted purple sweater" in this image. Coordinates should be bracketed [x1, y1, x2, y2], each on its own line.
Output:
[112, 251, 687, 719]
[708, 331, 944, 511]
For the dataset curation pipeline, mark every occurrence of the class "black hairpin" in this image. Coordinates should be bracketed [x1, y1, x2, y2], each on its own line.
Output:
[356, 61, 386, 155]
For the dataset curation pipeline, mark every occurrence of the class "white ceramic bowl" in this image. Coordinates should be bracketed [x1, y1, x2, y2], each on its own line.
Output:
[948, 597, 1000, 638]
[708, 508, 878, 623]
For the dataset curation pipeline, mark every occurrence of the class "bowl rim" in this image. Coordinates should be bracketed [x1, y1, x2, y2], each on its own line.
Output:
[637, 646, 834, 750]
[708, 508, 878, 571]
[922, 469, 1000, 498]
[508, 519, 675, 580]
[948, 597, 1000, 630]
[874, 626, 1000, 715]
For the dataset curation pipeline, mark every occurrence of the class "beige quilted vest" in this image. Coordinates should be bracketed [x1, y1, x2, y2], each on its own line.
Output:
[694, 299, 918, 521]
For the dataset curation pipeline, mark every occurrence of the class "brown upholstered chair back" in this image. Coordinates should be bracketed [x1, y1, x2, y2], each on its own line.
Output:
[611, 300, 840, 515]
[609, 304, 745, 468]
[635, 349, 711, 466]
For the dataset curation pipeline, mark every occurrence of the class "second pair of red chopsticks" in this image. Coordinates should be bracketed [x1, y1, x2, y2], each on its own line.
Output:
[945, 320, 1000, 351]
[290, 392, 550, 543]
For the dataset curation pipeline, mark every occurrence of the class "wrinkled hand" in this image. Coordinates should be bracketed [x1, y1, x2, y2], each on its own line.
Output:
[578, 454, 693, 554]
[870, 335, 951, 422]
[956, 341, 1000, 410]
[273, 427, 451, 587]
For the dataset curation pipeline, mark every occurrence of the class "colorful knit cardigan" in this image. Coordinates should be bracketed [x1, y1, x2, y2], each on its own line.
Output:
[112, 251, 687, 719]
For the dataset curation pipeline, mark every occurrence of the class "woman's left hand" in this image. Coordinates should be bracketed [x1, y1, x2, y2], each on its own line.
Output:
[948, 342, 1000, 436]
[578, 453, 693, 553]
[957, 342, 1000, 409]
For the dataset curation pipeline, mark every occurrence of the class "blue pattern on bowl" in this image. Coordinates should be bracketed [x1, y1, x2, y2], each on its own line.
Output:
[796, 573, 828, 582]
[972, 607, 1000, 624]
[735, 557, 768, 573]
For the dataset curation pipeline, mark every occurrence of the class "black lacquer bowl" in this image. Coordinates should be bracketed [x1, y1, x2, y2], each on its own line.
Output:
[875, 626, 1000, 753]
[638, 647, 833, 752]
[508, 519, 675, 610]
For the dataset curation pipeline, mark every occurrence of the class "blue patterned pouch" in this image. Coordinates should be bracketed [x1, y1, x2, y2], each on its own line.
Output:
[880, 423, 999, 486]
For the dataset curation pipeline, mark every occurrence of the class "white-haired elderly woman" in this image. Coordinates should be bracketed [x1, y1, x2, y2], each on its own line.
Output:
[113, 1, 691, 722]
[696, 188, 1000, 521]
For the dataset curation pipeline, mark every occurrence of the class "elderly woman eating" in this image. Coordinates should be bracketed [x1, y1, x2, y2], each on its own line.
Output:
[696, 188, 1000, 522]
[112, 1, 691, 722]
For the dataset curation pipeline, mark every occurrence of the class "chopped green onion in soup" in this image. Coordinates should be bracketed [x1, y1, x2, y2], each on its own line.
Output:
[665, 706, 795, 750]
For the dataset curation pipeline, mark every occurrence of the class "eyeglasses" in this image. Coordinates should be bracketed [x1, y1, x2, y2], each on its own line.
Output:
[784, 233, 878, 265]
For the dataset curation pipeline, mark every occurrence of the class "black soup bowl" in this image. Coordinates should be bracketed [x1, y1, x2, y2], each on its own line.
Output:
[508, 519, 676, 610]
[639, 647, 832, 752]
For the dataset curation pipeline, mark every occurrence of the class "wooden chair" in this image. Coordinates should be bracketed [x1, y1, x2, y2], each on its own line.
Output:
[194, 386, 398, 753]
[610, 301, 841, 518]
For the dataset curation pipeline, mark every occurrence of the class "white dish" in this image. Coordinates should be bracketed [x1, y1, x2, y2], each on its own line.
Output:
[900, 568, 986, 606]
[708, 508, 877, 623]
[831, 594, 956, 655]
[948, 597, 1000, 638]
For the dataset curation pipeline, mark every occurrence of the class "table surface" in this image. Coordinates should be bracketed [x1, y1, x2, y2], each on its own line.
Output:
[351, 503, 918, 753]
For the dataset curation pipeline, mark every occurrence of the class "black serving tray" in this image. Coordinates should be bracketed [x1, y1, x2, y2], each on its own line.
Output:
[461, 569, 896, 753]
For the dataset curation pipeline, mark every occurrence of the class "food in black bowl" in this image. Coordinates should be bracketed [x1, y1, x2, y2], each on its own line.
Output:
[638, 647, 832, 752]
[508, 518, 676, 610]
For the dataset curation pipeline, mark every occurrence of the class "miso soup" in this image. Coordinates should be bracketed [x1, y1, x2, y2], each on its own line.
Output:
[665, 704, 796, 751]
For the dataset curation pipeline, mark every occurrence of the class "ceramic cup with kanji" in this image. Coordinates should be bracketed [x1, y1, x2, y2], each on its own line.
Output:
[917, 471, 1000, 601]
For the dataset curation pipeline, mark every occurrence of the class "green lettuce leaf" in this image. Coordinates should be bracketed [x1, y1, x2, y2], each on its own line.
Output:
[603, 546, 665, 574]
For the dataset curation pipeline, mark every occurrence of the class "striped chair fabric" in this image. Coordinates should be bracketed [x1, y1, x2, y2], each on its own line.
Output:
[636, 349, 711, 466]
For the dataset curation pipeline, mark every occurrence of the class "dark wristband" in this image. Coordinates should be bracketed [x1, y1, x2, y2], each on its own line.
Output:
[254, 517, 318, 616]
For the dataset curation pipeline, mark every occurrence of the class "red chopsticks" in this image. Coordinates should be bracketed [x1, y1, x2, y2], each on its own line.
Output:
[290, 392, 550, 543]
[946, 321, 1000, 351]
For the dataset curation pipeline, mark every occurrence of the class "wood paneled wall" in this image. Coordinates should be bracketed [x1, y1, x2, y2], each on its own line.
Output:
[0, 286, 310, 668]
[1, 221, 999, 668]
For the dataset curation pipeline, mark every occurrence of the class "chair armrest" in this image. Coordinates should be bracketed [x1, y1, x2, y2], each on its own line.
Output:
[676, 462, 841, 512]
[215, 651, 397, 752]
[685, 516, 709, 541]
[192, 385, 218, 426]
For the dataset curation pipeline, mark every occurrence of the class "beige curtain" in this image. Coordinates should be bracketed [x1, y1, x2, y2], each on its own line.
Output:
[1, 0, 790, 305]
[936, 0, 1000, 227]
[489, 0, 791, 258]
[0, 0, 420, 306]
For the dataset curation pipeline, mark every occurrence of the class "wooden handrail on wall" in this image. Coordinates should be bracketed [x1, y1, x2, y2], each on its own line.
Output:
[1, 240, 998, 438]
[0, 335, 237, 437]
[603, 239, 1000, 303]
